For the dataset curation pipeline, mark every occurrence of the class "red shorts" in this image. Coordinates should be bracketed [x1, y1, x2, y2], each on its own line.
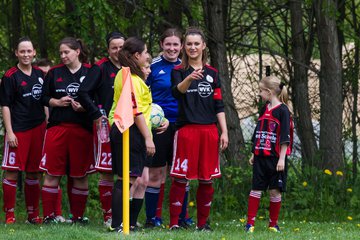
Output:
[2, 122, 46, 172]
[170, 124, 221, 180]
[94, 122, 112, 173]
[39, 123, 95, 177]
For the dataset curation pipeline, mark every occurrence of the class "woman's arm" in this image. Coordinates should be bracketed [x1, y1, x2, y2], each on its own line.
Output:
[2, 106, 17, 147]
[48, 96, 72, 108]
[216, 112, 228, 151]
[277, 144, 288, 171]
[176, 68, 204, 94]
[134, 114, 155, 156]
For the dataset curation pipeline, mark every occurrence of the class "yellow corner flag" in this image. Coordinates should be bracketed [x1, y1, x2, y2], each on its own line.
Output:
[113, 67, 138, 235]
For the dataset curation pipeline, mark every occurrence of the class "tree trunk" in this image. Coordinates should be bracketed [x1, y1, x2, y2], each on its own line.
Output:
[289, 0, 318, 166]
[124, 0, 142, 37]
[314, 0, 343, 170]
[350, 0, 359, 182]
[88, 13, 96, 64]
[257, 8, 263, 80]
[203, 0, 246, 166]
[158, 0, 183, 33]
[65, 0, 76, 36]
[34, 0, 48, 58]
[10, 0, 21, 61]
[184, 0, 198, 26]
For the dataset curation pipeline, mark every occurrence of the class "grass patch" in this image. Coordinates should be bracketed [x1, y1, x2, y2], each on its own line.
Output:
[1, 219, 360, 240]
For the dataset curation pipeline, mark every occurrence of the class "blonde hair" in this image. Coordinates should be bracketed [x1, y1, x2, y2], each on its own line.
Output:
[260, 76, 289, 105]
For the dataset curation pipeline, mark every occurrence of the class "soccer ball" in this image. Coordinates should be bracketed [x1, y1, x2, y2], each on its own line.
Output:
[150, 103, 165, 129]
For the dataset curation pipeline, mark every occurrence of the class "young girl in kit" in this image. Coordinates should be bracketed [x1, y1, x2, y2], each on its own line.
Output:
[245, 75, 293, 233]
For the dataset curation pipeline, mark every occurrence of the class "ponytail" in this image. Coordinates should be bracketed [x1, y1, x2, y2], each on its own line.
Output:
[117, 37, 146, 80]
[260, 76, 291, 112]
[59, 37, 89, 63]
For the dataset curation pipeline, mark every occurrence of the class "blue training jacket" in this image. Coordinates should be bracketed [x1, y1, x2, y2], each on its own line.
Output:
[146, 55, 181, 123]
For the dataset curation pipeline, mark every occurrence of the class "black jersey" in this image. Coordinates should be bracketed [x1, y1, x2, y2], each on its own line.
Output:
[252, 103, 293, 157]
[0, 66, 45, 132]
[42, 63, 92, 131]
[171, 64, 224, 127]
[77, 57, 120, 120]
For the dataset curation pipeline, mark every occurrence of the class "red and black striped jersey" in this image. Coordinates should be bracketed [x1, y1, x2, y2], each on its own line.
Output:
[77, 57, 120, 120]
[42, 63, 92, 131]
[252, 103, 293, 157]
[0, 66, 45, 131]
[171, 64, 224, 127]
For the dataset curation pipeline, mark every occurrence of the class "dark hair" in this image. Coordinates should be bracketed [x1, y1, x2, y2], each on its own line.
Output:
[16, 36, 33, 50]
[181, 27, 207, 69]
[118, 37, 146, 80]
[35, 58, 52, 67]
[160, 28, 183, 45]
[106, 31, 126, 48]
[59, 37, 89, 63]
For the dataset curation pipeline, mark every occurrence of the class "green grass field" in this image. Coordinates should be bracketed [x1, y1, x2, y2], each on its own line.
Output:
[1, 219, 360, 240]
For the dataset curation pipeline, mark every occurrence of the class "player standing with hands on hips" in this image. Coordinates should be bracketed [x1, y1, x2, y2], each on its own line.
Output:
[245, 75, 293, 233]
[169, 27, 228, 231]
[0, 37, 46, 224]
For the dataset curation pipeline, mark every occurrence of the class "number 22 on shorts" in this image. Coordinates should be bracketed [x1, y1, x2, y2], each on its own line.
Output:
[101, 152, 112, 166]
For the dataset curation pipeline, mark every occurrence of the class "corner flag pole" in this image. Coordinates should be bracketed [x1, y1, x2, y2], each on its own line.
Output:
[113, 67, 135, 236]
[122, 128, 130, 235]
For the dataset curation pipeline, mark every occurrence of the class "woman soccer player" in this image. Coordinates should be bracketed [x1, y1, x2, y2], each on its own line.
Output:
[0, 37, 46, 224]
[168, 27, 228, 231]
[108, 37, 155, 232]
[144, 28, 192, 228]
[245, 75, 293, 233]
[77, 31, 126, 227]
[40, 37, 94, 224]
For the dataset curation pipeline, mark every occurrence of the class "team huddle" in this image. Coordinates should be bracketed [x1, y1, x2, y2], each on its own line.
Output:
[0, 26, 292, 233]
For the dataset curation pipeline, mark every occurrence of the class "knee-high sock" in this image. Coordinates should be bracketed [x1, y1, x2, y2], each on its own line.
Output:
[145, 187, 160, 220]
[155, 183, 165, 219]
[130, 198, 143, 226]
[99, 179, 113, 221]
[111, 180, 123, 228]
[3, 179, 17, 220]
[42, 185, 59, 218]
[55, 187, 62, 216]
[246, 191, 262, 226]
[25, 178, 40, 219]
[196, 182, 214, 227]
[71, 187, 89, 219]
[67, 177, 74, 215]
[269, 195, 281, 227]
[179, 185, 190, 220]
[169, 180, 186, 227]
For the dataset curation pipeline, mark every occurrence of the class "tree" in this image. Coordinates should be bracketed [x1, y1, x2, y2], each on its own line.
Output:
[289, 0, 318, 166]
[34, 0, 48, 58]
[10, 0, 21, 61]
[203, 0, 246, 166]
[314, 0, 343, 170]
[158, 0, 183, 33]
[64, 0, 77, 36]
